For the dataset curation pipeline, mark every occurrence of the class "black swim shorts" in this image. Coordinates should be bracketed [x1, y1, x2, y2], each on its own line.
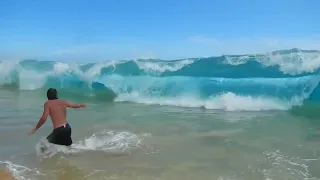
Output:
[46, 123, 72, 146]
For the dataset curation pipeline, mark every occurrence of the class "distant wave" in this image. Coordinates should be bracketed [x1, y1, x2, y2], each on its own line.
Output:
[1, 48, 320, 111]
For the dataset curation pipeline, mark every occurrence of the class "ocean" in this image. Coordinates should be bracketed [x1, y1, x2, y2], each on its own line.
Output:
[1, 48, 320, 180]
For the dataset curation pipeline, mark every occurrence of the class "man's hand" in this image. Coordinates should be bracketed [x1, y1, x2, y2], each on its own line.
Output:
[80, 104, 87, 108]
[28, 128, 37, 135]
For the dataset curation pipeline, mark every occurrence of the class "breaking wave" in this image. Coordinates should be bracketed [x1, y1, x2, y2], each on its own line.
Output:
[1, 48, 320, 111]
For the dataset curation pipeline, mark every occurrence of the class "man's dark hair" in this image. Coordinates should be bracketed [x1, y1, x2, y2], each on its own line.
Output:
[47, 88, 58, 100]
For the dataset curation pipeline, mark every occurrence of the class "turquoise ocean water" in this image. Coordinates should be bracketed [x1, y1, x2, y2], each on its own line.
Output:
[1, 48, 320, 179]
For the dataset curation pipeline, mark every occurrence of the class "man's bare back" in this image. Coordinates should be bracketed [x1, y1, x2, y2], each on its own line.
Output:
[28, 88, 86, 146]
[45, 99, 85, 129]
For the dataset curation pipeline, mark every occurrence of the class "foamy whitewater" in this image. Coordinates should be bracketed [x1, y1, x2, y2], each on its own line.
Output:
[1, 48, 320, 180]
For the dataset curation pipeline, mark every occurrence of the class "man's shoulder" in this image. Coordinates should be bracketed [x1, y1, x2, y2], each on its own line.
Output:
[44, 99, 65, 105]
[43, 101, 49, 108]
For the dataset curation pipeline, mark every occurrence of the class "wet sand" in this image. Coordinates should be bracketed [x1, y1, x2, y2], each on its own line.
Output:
[0, 168, 15, 180]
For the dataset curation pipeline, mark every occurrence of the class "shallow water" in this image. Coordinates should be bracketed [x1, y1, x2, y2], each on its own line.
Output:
[1, 89, 320, 180]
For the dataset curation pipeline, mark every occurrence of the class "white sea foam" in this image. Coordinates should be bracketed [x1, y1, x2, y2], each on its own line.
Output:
[225, 51, 320, 75]
[0, 161, 43, 180]
[35, 130, 147, 158]
[135, 59, 194, 74]
[0, 61, 21, 85]
[115, 92, 303, 111]
[18, 70, 48, 90]
[263, 150, 315, 180]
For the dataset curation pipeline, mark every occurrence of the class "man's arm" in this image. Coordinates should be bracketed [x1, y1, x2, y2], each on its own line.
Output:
[65, 101, 86, 108]
[28, 103, 49, 135]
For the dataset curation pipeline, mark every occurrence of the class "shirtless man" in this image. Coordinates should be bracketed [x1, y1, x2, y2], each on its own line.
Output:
[28, 88, 86, 146]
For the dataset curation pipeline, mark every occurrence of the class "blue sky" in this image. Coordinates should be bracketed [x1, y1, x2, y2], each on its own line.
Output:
[0, 0, 319, 61]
